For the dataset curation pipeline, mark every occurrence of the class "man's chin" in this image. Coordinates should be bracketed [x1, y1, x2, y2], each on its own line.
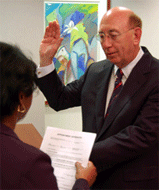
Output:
[107, 56, 118, 64]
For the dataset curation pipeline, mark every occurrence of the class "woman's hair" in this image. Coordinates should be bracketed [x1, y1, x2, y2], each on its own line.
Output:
[0, 42, 38, 120]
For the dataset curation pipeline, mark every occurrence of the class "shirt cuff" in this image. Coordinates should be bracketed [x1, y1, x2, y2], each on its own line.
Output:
[36, 62, 55, 78]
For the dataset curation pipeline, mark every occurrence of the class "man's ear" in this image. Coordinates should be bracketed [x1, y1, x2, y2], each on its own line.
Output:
[133, 27, 142, 45]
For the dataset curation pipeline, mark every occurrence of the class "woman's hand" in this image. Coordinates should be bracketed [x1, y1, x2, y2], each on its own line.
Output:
[75, 161, 97, 187]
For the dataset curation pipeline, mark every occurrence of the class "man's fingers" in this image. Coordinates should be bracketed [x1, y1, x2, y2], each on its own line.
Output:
[44, 21, 59, 38]
[75, 162, 82, 168]
[54, 21, 61, 38]
[88, 161, 94, 167]
[76, 161, 94, 169]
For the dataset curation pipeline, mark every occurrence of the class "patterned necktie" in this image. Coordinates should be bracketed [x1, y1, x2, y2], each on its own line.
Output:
[105, 68, 124, 118]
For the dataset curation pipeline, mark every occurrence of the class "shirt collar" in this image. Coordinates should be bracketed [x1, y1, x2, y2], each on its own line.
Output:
[114, 47, 144, 78]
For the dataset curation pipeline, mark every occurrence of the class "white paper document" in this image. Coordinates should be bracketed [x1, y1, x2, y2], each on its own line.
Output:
[40, 126, 96, 190]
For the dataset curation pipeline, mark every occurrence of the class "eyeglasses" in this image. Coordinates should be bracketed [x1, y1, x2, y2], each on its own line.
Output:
[96, 28, 134, 43]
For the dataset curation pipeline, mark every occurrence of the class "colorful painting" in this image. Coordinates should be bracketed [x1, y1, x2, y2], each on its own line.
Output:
[45, 2, 98, 85]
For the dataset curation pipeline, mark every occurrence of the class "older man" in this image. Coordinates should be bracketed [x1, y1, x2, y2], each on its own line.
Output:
[38, 7, 158, 189]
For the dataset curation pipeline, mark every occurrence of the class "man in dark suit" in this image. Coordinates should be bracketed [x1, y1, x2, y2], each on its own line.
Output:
[37, 7, 159, 189]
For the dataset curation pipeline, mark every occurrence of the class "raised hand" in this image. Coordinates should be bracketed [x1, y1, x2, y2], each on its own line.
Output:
[75, 161, 97, 187]
[39, 21, 63, 67]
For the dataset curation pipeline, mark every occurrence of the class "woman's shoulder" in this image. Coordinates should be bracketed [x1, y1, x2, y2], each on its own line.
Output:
[1, 125, 51, 165]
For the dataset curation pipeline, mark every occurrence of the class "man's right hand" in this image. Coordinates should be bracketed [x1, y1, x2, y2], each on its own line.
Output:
[75, 161, 97, 187]
[39, 21, 63, 67]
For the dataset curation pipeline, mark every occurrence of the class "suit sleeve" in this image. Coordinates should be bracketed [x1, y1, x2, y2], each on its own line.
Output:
[72, 179, 90, 190]
[20, 151, 90, 189]
[20, 152, 59, 189]
[38, 70, 84, 111]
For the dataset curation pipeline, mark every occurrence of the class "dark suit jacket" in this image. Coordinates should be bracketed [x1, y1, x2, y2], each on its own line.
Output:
[38, 47, 159, 189]
[0, 123, 89, 189]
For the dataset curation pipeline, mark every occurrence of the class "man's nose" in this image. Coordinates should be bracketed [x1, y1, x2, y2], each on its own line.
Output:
[101, 36, 113, 48]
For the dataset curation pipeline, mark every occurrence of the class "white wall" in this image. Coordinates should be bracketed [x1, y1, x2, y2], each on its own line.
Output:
[0, 0, 46, 136]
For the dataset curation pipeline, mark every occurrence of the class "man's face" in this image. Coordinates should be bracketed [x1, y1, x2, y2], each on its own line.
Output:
[99, 13, 136, 68]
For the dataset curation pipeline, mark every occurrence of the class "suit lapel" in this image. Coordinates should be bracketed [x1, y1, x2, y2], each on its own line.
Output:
[96, 47, 151, 141]
[95, 65, 113, 133]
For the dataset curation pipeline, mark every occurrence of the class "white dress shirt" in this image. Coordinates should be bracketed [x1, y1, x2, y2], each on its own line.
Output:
[37, 63, 55, 78]
[105, 48, 144, 114]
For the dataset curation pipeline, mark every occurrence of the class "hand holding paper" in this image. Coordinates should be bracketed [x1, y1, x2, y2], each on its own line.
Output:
[75, 161, 97, 187]
[40, 127, 97, 190]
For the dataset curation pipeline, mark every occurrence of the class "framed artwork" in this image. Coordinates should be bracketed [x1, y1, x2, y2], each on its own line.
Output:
[45, 1, 98, 85]
[107, 0, 111, 10]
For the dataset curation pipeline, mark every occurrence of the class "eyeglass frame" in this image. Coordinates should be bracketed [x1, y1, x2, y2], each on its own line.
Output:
[96, 28, 135, 43]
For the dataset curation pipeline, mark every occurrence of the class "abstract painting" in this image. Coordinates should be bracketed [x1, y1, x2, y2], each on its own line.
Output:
[45, 2, 98, 85]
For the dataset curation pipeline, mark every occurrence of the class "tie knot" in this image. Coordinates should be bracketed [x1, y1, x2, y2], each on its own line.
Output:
[116, 68, 123, 80]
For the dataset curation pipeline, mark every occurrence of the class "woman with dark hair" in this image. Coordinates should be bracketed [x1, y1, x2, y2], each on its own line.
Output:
[0, 42, 38, 121]
[0, 42, 97, 189]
